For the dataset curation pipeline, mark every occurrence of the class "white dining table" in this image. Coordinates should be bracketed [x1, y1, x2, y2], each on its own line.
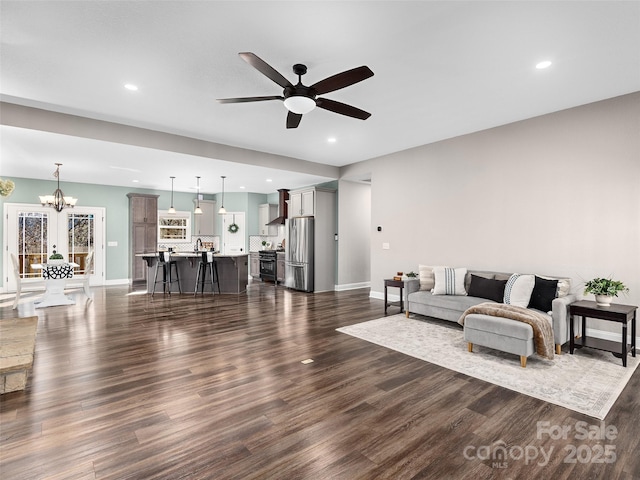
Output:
[31, 262, 80, 308]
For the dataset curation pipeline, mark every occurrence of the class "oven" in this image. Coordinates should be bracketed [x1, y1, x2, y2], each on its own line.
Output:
[259, 250, 277, 282]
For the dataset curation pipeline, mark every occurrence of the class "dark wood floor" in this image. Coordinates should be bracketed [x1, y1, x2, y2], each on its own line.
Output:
[1, 282, 639, 479]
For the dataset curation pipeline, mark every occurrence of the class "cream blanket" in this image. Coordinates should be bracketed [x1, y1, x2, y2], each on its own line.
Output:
[458, 303, 555, 360]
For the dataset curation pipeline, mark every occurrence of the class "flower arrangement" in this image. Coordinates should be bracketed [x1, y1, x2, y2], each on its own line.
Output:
[583, 277, 628, 297]
[0, 178, 15, 197]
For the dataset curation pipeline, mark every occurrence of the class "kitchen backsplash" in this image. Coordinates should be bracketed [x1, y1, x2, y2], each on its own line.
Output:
[249, 235, 284, 252]
[159, 235, 220, 252]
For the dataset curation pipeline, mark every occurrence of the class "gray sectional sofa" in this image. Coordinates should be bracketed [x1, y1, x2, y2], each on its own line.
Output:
[403, 269, 576, 356]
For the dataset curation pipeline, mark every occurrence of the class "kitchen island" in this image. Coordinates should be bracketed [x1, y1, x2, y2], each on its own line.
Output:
[138, 252, 248, 294]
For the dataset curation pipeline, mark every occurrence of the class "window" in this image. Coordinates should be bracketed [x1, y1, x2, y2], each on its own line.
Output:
[68, 213, 95, 274]
[17, 211, 49, 279]
[158, 211, 191, 242]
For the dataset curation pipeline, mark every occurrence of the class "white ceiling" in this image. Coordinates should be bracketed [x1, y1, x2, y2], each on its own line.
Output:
[1, 1, 639, 194]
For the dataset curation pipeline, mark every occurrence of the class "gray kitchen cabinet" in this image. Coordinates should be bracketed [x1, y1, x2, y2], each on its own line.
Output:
[250, 252, 260, 278]
[127, 193, 159, 284]
[276, 252, 285, 283]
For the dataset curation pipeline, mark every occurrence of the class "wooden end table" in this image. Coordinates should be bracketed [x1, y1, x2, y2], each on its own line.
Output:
[384, 279, 404, 314]
[569, 300, 637, 367]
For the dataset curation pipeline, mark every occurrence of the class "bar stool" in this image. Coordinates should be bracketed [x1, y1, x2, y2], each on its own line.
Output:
[194, 251, 220, 295]
[152, 251, 181, 296]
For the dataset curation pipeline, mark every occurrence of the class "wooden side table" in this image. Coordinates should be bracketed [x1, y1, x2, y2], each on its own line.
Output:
[569, 300, 637, 367]
[384, 279, 404, 314]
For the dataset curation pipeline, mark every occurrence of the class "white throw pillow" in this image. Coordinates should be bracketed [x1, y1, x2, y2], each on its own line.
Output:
[419, 264, 436, 291]
[432, 267, 467, 295]
[504, 274, 535, 307]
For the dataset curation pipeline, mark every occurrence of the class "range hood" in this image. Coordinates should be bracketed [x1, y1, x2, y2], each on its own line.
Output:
[267, 189, 289, 225]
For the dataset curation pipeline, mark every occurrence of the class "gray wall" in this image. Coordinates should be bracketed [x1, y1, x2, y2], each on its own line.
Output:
[340, 92, 640, 312]
[337, 179, 371, 288]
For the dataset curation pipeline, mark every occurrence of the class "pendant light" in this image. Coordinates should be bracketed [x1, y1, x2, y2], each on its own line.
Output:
[39, 163, 77, 212]
[168, 176, 176, 214]
[194, 176, 202, 215]
[218, 175, 227, 214]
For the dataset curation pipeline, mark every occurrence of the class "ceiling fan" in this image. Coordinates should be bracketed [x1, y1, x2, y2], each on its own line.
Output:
[217, 52, 374, 129]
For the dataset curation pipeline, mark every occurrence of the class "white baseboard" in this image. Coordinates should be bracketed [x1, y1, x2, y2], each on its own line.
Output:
[586, 327, 640, 346]
[104, 278, 130, 286]
[335, 281, 371, 291]
[370, 290, 385, 301]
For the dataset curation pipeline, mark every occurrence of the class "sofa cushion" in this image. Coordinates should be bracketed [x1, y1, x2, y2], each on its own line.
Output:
[467, 274, 508, 303]
[504, 274, 535, 307]
[409, 290, 488, 312]
[419, 264, 436, 291]
[433, 267, 467, 295]
[528, 276, 558, 313]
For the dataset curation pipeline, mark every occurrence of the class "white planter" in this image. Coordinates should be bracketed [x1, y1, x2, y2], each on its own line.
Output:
[48, 259, 65, 265]
[595, 294, 613, 307]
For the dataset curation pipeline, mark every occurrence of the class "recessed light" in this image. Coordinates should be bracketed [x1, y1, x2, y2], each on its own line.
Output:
[536, 61, 552, 70]
[266, 179, 272, 182]
[239, 186, 245, 189]
[124, 83, 139, 91]
[132, 179, 139, 183]
[327, 137, 337, 143]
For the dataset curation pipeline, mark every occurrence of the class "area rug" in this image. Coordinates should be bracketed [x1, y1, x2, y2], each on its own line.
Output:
[337, 315, 639, 420]
[0, 316, 39, 393]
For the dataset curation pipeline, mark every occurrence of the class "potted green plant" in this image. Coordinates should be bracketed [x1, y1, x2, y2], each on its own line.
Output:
[49, 245, 65, 265]
[583, 277, 629, 306]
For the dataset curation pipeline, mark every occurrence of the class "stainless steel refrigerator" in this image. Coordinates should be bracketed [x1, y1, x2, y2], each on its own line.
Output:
[285, 216, 314, 292]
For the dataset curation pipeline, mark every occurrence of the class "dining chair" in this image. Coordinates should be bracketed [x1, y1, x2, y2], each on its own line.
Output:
[10, 253, 21, 309]
[64, 250, 94, 300]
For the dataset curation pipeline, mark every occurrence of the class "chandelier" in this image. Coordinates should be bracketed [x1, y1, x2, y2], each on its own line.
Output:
[39, 163, 77, 212]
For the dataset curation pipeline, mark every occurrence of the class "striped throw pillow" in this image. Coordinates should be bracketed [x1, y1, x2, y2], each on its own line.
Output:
[432, 267, 467, 295]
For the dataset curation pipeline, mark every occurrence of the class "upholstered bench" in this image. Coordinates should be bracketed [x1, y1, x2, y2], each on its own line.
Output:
[463, 314, 534, 368]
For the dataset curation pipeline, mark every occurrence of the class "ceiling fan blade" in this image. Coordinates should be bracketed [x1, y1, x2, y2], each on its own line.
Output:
[286, 111, 303, 129]
[315, 98, 371, 120]
[239, 52, 293, 89]
[217, 96, 283, 104]
[311, 66, 374, 95]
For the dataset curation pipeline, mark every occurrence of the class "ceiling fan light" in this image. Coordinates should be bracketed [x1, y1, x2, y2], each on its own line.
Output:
[284, 96, 316, 115]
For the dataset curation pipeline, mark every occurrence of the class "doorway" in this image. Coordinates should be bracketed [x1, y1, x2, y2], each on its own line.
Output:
[221, 212, 246, 254]
[4, 203, 105, 291]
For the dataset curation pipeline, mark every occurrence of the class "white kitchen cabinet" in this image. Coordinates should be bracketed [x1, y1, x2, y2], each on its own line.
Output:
[288, 188, 315, 217]
[258, 203, 278, 236]
[193, 199, 216, 235]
